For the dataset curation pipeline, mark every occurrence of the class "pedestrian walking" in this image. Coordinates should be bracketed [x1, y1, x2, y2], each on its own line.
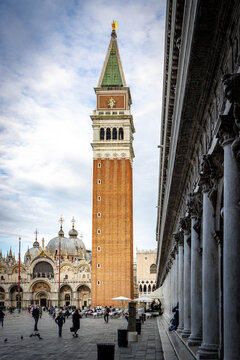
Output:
[55, 311, 65, 337]
[104, 306, 110, 323]
[32, 306, 40, 331]
[0, 309, 5, 327]
[72, 308, 81, 337]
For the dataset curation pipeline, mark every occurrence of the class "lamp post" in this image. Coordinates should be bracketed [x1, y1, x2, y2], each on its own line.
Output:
[58, 236, 61, 308]
[18, 237, 21, 311]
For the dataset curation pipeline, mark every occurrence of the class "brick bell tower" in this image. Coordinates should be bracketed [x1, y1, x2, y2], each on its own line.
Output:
[91, 22, 135, 306]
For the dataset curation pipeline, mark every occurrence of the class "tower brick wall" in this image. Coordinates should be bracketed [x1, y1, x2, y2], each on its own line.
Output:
[91, 158, 133, 306]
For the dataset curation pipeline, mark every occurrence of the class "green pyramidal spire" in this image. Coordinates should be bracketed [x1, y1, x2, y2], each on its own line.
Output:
[101, 42, 123, 86]
[98, 22, 126, 87]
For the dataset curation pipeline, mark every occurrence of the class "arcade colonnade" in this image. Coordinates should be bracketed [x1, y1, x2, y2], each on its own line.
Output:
[156, 1, 240, 359]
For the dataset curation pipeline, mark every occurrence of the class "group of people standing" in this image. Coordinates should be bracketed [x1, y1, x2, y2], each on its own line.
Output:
[55, 309, 81, 337]
[30, 305, 81, 337]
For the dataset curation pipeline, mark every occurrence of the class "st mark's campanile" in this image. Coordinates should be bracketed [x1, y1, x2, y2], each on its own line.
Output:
[91, 22, 135, 306]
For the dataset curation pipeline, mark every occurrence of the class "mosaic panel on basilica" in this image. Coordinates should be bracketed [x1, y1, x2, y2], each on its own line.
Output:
[0, 218, 92, 309]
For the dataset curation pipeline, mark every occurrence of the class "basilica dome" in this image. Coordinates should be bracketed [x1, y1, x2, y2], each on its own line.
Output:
[46, 218, 86, 255]
[24, 246, 41, 263]
[24, 230, 41, 263]
[47, 236, 85, 254]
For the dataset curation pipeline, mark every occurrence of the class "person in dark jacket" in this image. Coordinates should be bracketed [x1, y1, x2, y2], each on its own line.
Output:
[104, 306, 110, 323]
[0, 309, 5, 327]
[55, 311, 65, 337]
[72, 309, 81, 337]
[32, 306, 40, 331]
[169, 303, 179, 331]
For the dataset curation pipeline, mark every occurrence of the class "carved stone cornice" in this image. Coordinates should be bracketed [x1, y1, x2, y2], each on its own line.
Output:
[186, 192, 202, 218]
[179, 216, 191, 235]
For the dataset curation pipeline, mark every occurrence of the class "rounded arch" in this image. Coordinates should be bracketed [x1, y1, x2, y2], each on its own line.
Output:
[106, 128, 111, 140]
[31, 281, 51, 307]
[100, 128, 105, 140]
[78, 264, 90, 272]
[12, 265, 26, 274]
[112, 127, 117, 140]
[150, 264, 157, 274]
[77, 285, 91, 309]
[60, 284, 73, 292]
[30, 280, 51, 293]
[119, 127, 124, 140]
[9, 285, 23, 308]
[0, 286, 5, 303]
[0, 265, 8, 274]
[61, 263, 74, 271]
[9, 284, 23, 293]
[60, 285, 73, 307]
[33, 261, 54, 279]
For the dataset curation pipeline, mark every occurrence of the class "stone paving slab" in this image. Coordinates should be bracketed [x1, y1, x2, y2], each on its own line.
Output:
[0, 311, 164, 360]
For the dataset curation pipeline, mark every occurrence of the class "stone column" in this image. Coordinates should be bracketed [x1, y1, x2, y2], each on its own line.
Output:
[174, 246, 179, 306]
[197, 155, 219, 359]
[180, 216, 191, 338]
[175, 231, 184, 332]
[218, 101, 240, 359]
[187, 193, 202, 346]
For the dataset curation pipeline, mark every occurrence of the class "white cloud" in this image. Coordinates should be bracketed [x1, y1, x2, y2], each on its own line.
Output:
[0, 0, 166, 257]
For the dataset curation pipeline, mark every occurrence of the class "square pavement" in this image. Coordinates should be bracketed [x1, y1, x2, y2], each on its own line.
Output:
[0, 311, 164, 360]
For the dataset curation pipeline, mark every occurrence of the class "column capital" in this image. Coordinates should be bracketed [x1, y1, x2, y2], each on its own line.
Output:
[186, 192, 202, 218]
[199, 154, 222, 210]
[220, 73, 240, 165]
[173, 230, 184, 246]
[179, 216, 191, 235]
[199, 154, 222, 190]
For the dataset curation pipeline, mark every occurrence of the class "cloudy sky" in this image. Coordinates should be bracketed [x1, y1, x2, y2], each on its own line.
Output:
[0, 0, 166, 259]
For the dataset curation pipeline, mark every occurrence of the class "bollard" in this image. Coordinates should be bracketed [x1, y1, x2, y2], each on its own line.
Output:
[118, 329, 128, 347]
[97, 343, 115, 360]
[136, 319, 141, 335]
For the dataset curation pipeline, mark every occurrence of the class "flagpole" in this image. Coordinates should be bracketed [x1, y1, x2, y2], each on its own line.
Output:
[18, 237, 21, 310]
[58, 236, 61, 308]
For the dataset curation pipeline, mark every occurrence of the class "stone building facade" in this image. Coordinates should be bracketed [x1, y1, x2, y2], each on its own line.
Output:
[156, 1, 240, 359]
[136, 249, 157, 297]
[91, 22, 134, 306]
[0, 219, 92, 309]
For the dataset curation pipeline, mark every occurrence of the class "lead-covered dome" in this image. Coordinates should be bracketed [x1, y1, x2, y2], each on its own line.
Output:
[47, 236, 86, 254]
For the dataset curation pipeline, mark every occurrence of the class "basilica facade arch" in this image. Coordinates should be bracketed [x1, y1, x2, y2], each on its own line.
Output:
[0, 219, 92, 309]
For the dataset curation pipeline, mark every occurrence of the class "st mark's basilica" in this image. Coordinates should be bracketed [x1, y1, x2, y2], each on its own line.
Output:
[0, 218, 92, 309]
